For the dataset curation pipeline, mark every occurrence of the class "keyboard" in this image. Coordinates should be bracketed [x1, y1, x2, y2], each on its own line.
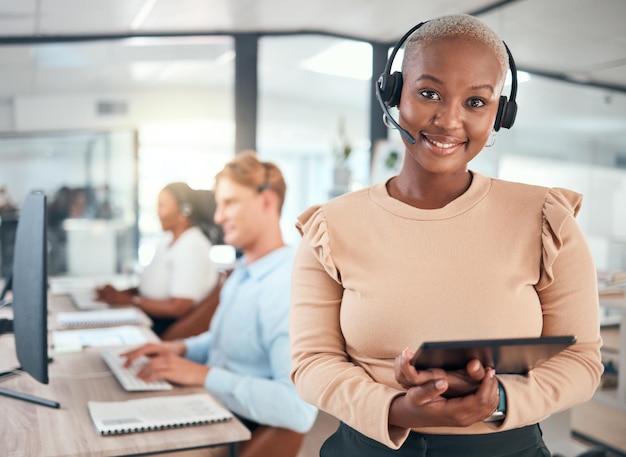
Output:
[101, 349, 173, 392]
[69, 288, 107, 310]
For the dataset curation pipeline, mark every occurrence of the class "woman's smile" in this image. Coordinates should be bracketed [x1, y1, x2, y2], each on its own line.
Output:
[421, 132, 465, 156]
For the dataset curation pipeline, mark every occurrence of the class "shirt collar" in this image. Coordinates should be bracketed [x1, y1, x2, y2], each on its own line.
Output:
[237, 245, 293, 281]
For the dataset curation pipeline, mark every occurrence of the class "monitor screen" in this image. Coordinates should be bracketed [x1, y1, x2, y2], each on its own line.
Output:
[12, 191, 48, 384]
[0, 270, 12, 304]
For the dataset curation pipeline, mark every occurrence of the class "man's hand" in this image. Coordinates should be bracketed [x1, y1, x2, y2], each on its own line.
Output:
[121, 341, 208, 386]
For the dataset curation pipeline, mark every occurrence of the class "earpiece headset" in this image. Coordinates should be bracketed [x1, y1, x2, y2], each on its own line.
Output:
[180, 202, 193, 217]
[375, 21, 518, 145]
[257, 163, 271, 192]
[163, 182, 195, 218]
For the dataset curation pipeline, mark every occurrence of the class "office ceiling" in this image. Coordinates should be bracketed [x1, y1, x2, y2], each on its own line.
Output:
[0, 0, 625, 157]
[1, 0, 624, 91]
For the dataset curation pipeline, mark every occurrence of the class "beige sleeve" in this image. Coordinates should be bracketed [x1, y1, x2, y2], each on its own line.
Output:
[497, 188, 603, 429]
[290, 206, 409, 449]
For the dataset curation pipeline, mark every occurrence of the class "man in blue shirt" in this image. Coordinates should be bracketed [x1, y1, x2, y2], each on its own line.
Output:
[124, 151, 317, 456]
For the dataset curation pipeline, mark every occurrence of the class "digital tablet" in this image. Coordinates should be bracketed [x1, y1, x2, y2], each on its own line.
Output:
[410, 336, 576, 374]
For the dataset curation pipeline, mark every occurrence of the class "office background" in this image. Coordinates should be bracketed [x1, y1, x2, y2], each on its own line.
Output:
[0, 0, 625, 275]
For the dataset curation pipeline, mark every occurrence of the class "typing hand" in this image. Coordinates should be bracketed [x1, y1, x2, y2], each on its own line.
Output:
[94, 284, 132, 305]
[94, 284, 114, 301]
[122, 341, 186, 367]
[134, 352, 210, 387]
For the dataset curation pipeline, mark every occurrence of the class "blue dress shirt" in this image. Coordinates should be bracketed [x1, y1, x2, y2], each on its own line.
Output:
[184, 245, 318, 433]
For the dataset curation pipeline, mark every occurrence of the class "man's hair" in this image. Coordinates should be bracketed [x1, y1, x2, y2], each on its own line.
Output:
[402, 14, 508, 79]
[216, 151, 287, 214]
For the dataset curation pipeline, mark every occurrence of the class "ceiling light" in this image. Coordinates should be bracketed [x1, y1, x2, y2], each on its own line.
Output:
[121, 36, 230, 47]
[131, 0, 158, 30]
[302, 41, 372, 80]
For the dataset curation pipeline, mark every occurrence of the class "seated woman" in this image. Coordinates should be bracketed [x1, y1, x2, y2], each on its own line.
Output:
[95, 182, 219, 336]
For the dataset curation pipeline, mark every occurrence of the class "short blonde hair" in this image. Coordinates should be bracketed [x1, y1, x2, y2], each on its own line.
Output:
[215, 151, 287, 214]
[402, 15, 508, 79]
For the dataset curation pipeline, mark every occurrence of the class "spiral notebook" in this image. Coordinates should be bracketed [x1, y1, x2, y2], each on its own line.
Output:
[56, 308, 144, 328]
[88, 393, 233, 435]
[52, 325, 147, 351]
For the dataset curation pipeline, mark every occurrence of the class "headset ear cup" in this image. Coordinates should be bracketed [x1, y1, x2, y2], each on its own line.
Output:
[494, 96, 507, 131]
[501, 100, 517, 129]
[378, 71, 403, 108]
[385, 72, 403, 108]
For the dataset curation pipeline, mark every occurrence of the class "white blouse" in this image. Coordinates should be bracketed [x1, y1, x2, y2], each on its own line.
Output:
[139, 226, 218, 304]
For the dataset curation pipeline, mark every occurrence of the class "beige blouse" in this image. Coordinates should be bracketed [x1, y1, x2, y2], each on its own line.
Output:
[290, 172, 603, 449]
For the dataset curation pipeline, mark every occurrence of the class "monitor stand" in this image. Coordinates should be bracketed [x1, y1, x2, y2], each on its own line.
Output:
[0, 322, 60, 408]
[0, 386, 60, 408]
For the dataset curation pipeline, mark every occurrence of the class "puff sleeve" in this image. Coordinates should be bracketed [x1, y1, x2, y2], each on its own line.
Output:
[290, 205, 409, 449]
[497, 188, 603, 429]
[294, 205, 340, 283]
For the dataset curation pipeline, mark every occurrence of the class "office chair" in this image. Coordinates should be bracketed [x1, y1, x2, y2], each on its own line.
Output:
[239, 426, 306, 457]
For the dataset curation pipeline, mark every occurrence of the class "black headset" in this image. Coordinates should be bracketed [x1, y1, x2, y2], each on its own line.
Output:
[257, 163, 271, 192]
[375, 21, 518, 145]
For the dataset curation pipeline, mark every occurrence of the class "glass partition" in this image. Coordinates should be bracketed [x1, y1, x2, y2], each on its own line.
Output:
[0, 35, 236, 274]
[0, 129, 137, 276]
[258, 34, 373, 244]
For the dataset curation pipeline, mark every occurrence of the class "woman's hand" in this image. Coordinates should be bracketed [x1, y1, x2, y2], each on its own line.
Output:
[444, 359, 487, 398]
[391, 347, 500, 428]
[94, 284, 134, 305]
[396, 347, 488, 397]
[395, 347, 447, 389]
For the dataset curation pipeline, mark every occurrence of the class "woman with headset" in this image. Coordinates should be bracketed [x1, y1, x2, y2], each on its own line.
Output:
[96, 182, 219, 336]
[290, 14, 602, 457]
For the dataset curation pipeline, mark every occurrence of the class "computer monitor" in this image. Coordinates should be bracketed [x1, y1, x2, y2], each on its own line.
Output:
[0, 270, 12, 306]
[0, 191, 58, 408]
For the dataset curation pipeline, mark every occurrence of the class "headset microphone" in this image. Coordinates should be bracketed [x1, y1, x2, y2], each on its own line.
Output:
[375, 21, 518, 144]
[375, 22, 425, 145]
[375, 79, 416, 144]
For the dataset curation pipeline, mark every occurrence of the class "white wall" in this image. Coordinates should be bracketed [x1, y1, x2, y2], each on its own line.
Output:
[498, 155, 626, 271]
[10, 88, 232, 132]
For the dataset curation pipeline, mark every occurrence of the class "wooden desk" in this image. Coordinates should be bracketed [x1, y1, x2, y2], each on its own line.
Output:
[0, 295, 251, 457]
[570, 297, 626, 453]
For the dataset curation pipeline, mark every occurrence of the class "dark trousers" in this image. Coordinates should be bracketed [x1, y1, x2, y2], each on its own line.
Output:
[320, 422, 552, 457]
[235, 414, 261, 433]
[150, 316, 175, 336]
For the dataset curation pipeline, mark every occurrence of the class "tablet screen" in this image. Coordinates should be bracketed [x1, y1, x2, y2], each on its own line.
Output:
[410, 336, 576, 374]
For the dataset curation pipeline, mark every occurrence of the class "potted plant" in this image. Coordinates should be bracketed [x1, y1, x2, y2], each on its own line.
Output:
[333, 116, 352, 192]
